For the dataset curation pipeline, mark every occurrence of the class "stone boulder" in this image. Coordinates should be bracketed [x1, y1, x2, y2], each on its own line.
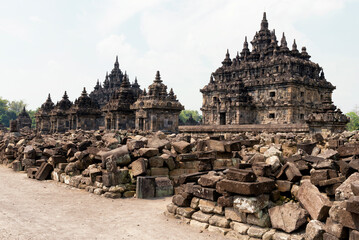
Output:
[268, 202, 308, 233]
[297, 181, 331, 221]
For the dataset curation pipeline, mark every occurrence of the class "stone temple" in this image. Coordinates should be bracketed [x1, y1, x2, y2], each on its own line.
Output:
[200, 12, 349, 132]
[35, 57, 183, 133]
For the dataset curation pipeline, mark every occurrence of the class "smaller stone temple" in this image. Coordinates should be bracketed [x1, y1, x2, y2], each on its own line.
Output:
[35, 94, 54, 133]
[17, 107, 32, 129]
[50, 91, 73, 133]
[102, 73, 136, 130]
[131, 71, 184, 132]
[68, 88, 102, 131]
[36, 56, 184, 133]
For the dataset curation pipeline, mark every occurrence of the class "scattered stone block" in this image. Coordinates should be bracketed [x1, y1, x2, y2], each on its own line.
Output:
[325, 217, 348, 239]
[176, 207, 195, 218]
[230, 222, 250, 235]
[35, 162, 53, 180]
[172, 141, 191, 154]
[246, 212, 271, 227]
[208, 214, 230, 228]
[216, 178, 275, 196]
[335, 172, 359, 201]
[189, 219, 208, 230]
[155, 177, 173, 197]
[191, 211, 213, 223]
[198, 199, 216, 213]
[297, 181, 331, 221]
[207, 225, 229, 235]
[139, 148, 159, 158]
[346, 196, 359, 214]
[268, 202, 308, 233]
[27, 167, 38, 179]
[192, 185, 219, 201]
[247, 226, 269, 238]
[226, 168, 257, 182]
[167, 203, 178, 214]
[225, 207, 247, 223]
[136, 176, 156, 199]
[305, 220, 325, 240]
[350, 230, 359, 240]
[233, 195, 269, 214]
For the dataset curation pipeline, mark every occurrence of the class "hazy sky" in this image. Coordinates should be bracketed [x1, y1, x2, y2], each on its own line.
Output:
[0, 0, 358, 113]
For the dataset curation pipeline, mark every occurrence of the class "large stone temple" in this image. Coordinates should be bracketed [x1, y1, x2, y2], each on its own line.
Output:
[200, 12, 349, 132]
[35, 57, 183, 133]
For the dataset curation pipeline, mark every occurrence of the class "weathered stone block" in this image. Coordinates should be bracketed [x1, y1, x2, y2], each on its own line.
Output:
[192, 185, 219, 201]
[335, 173, 359, 201]
[172, 141, 191, 154]
[155, 177, 173, 197]
[230, 222, 250, 235]
[35, 162, 53, 180]
[225, 207, 247, 223]
[139, 148, 159, 158]
[198, 173, 223, 187]
[176, 207, 195, 218]
[268, 202, 308, 233]
[130, 158, 146, 177]
[325, 217, 348, 239]
[217, 178, 275, 196]
[305, 220, 325, 240]
[136, 176, 156, 199]
[198, 199, 216, 213]
[247, 226, 269, 238]
[226, 168, 257, 182]
[297, 181, 331, 221]
[192, 211, 213, 223]
[208, 214, 230, 228]
[233, 194, 269, 214]
[189, 220, 209, 230]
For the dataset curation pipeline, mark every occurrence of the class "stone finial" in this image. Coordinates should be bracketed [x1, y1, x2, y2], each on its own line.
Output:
[292, 39, 297, 51]
[81, 87, 88, 96]
[154, 71, 162, 83]
[63, 91, 69, 99]
[261, 12, 268, 30]
[47, 93, 51, 101]
[143, 88, 147, 96]
[280, 32, 287, 48]
[222, 49, 232, 66]
[114, 55, 119, 68]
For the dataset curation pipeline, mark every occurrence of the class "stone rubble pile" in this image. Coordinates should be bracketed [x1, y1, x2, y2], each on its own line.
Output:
[166, 131, 359, 240]
[0, 129, 187, 199]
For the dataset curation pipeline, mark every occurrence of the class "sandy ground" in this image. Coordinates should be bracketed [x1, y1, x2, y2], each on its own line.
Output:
[0, 165, 227, 240]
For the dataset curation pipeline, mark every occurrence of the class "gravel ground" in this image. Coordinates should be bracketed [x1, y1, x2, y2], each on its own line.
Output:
[0, 165, 226, 240]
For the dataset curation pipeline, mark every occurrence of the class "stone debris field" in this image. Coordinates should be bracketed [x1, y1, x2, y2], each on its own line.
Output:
[1, 128, 359, 239]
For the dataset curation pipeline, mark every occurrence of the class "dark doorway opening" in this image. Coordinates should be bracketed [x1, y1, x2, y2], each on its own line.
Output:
[139, 118, 144, 130]
[220, 113, 226, 125]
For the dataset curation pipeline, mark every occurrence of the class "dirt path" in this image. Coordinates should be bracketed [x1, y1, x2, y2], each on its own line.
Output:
[0, 165, 226, 240]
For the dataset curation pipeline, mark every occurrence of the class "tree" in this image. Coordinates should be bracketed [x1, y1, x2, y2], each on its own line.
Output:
[346, 112, 359, 131]
[9, 100, 27, 115]
[179, 110, 202, 124]
[28, 109, 38, 128]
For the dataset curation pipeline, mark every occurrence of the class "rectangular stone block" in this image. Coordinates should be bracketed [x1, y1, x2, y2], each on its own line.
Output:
[192, 185, 219, 201]
[155, 177, 173, 197]
[346, 196, 359, 215]
[225, 207, 247, 223]
[136, 176, 156, 199]
[285, 162, 302, 182]
[297, 181, 332, 221]
[130, 158, 146, 177]
[150, 167, 169, 177]
[216, 177, 275, 196]
[226, 168, 257, 182]
[35, 162, 53, 180]
[338, 143, 359, 157]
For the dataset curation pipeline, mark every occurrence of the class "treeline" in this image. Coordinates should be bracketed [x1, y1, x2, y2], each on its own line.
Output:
[346, 111, 359, 131]
[0, 97, 36, 128]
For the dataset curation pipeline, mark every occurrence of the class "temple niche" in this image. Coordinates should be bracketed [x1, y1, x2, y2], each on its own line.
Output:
[17, 107, 32, 129]
[131, 71, 184, 132]
[200, 12, 349, 132]
[102, 73, 136, 130]
[68, 88, 102, 131]
[35, 94, 54, 133]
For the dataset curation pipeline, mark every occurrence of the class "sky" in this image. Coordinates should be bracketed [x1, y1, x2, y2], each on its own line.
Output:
[0, 0, 358, 113]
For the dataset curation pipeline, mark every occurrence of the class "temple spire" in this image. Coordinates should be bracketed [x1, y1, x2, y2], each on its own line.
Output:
[154, 71, 162, 83]
[81, 87, 88, 97]
[292, 39, 297, 51]
[63, 91, 69, 99]
[47, 93, 51, 101]
[114, 56, 119, 69]
[260, 12, 268, 31]
[222, 49, 232, 66]
[280, 32, 287, 48]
